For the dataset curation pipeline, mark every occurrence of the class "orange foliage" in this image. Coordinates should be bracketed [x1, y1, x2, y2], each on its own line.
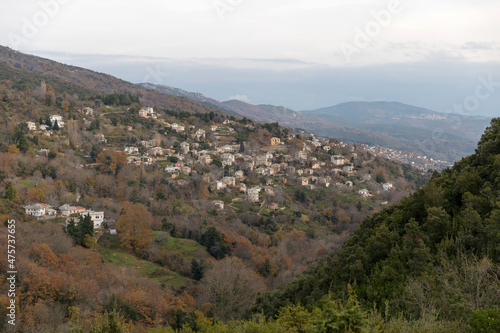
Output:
[29, 243, 60, 269]
[96, 150, 128, 174]
[116, 202, 154, 253]
[26, 187, 46, 203]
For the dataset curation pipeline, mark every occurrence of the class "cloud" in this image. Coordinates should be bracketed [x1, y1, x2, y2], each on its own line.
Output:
[227, 94, 250, 103]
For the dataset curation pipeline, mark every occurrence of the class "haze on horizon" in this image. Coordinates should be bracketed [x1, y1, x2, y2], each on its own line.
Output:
[0, 0, 499, 116]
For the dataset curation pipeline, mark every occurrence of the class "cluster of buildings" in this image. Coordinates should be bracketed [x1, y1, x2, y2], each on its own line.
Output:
[26, 115, 65, 137]
[363, 144, 452, 171]
[24, 203, 105, 229]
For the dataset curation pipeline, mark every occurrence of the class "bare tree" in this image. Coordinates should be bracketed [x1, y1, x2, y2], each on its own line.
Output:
[201, 257, 265, 320]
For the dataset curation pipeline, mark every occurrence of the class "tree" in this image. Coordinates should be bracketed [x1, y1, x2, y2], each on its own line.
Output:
[202, 257, 264, 320]
[191, 259, 205, 281]
[14, 126, 28, 152]
[96, 151, 128, 175]
[45, 115, 52, 128]
[53, 119, 60, 131]
[308, 289, 379, 333]
[116, 203, 154, 253]
[66, 215, 93, 247]
[4, 181, 17, 200]
[200, 227, 231, 259]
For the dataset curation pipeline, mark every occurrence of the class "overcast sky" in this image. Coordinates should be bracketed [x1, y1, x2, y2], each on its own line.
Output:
[1, 0, 499, 115]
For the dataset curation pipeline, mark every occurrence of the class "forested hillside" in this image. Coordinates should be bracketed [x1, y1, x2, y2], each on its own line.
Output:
[251, 118, 500, 332]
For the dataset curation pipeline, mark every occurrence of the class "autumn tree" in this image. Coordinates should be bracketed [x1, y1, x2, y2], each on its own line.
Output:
[116, 203, 154, 253]
[96, 151, 128, 175]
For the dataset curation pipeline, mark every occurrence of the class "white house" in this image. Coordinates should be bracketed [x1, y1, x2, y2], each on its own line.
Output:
[212, 200, 224, 210]
[247, 188, 260, 202]
[198, 154, 213, 164]
[79, 210, 105, 229]
[180, 142, 190, 154]
[222, 176, 236, 187]
[138, 107, 157, 119]
[27, 122, 37, 131]
[212, 181, 227, 191]
[80, 107, 94, 116]
[299, 177, 309, 186]
[343, 164, 354, 174]
[50, 115, 64, 128]
[358, 189, 371, 197]
[24, 203, 48, 217]
[194, 129, 206, 140]
[171, 123, 185, 132]
[165, 166, 180, 173]
[331, 155, 347, 166]
[124, 146, 139, 155]
[222, 153, 235, 165]
[383, 183, 393, 191]
[296, 151, 308, 161]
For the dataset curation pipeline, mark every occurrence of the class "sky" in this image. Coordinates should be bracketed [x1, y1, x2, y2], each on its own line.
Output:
[0, 0, 499, 116]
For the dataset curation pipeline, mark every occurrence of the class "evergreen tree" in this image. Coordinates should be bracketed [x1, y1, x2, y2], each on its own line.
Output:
[45, 115, 52, 129]
[4, 182, 17, 200]
[191, 259, 205, 281]
[53, 119, 60, 131]
[66, 215, 94, 246]
[66, 218, 80, 243]
[80, 215, 94, 246]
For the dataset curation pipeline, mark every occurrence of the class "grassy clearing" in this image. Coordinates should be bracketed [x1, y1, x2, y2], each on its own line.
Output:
[153, 231, 211, 260]
[19, 180, 37, 189]
[98, 234, 191, 289]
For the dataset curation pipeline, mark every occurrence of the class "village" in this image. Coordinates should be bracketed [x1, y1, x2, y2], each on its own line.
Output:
[21, 106, 410, 227]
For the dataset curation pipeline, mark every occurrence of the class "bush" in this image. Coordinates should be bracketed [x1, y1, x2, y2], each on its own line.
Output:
[469, 306, 500, 333]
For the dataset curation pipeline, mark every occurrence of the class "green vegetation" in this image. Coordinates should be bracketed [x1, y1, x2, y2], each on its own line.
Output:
[251, 119, 500, 331]
[99, 236, 190, 289]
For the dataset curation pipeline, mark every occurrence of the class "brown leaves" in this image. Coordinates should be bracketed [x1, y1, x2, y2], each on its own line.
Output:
[116, 202, 154, 253]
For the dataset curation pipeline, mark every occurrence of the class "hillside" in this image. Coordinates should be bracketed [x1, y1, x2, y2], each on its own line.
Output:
[252, 117, 500, 330]
[0, 55, 434, 331]
[0, 46, 225, 114]
[139, 82, 240, 116]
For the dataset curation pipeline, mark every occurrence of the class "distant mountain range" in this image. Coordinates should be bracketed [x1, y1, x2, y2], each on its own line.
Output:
[138, 83, 492, 163]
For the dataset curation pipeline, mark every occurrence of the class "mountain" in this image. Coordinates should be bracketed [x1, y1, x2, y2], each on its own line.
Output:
[138, 82, 240, 116]
[0, 46, 225, 114]
[252, 117, 500, 325]
[303, 101, 489, 144]
[220, 99, 491, 164]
